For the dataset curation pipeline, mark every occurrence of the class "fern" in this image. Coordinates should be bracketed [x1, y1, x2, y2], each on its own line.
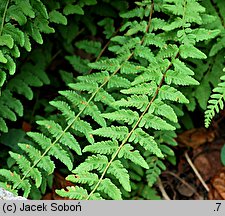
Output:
[205, 70, 225, 127]
[0, 0, 221, 200]
[0, 0, 100, 133]
[54, 0, 216, 199]
[179, 0, 225, 115]
[203, 0, 225, 127]
[0, 46, 52, 133]
[0, 0, 54, 84]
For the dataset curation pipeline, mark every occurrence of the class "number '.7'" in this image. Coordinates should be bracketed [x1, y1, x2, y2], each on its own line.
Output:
[215, 203, 221, 212]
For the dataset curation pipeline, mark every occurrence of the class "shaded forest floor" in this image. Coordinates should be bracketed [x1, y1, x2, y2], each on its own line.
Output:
[159, 120, 225, 200]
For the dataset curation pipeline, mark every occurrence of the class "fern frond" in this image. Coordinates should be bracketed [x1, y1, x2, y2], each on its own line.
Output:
[146, 157, 166, 187]
[89, 59, 120, 72]
[107, 160, 131, 192]
[74, 155, 108, 173]
[66, 172, 99, 186]
[83, 140, 119, 155]
[97, 178, 122, 200]
[179, 44, 207, 59]
[129, 128, 163, 157]
[149, 99, 178, 123]
[0, 169, 31, 197]
[118, 144, 149, 169]
[75, 40, 101, 57]
[9, 152, 42, 188]
[205, 73, 225, 127]
[1, 0, 220, 200]
[101, 109, 139, 125]
[56, 186, 89, 200]
[158, 85, 189, 103]
[27, 131, 73, 171]
[113, 95, 149, 111]
[77, 71, 109, 83]
[92, 126, 128, 141]
[65, 56, 90, 74]
[165, 70, 199, 86]
[121, 82, 157, 95]
[107, 75, 131, 89]
[36, 120, 82, 155]
[18, 144, 55, 174]
[139, 113, 176, 131]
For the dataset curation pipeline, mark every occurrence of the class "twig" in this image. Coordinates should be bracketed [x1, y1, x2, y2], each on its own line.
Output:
[163, 171, 202, 199]
[156, 177, 171, 200]
[184, 151, 209, 192]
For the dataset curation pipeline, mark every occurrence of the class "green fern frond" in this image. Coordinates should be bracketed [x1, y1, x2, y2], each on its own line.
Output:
[107, 75, 131, 89]
[74, 155, 108, 173]
[113, 95, 149, 111]
[18, 144, 55, 174]
[98, 18, 115, 39]
[146, 157, 166, 187]
[77, 71, 109, 83]
[92, 126, 128, 141]
[69, 82, 98, 93]
[46, 0, 215, 200]
[0, 169, 31, 197]
[158, 85, 189, 103]
[65, 56, 91, 74]
[179, 44, 207, 59]
[49, 101, 75, 124]
[149, 99, 178, 123]
[56, 186, 89, 200]
[129, 128, 163, 157]
[1, 0, 221, 200]
[75, 40, 101, 57]
[36, 120, 81, 155]
[205, 73, 225, 127]
[66, 172, 99, 186]
[9, 152, 42, 188]
[101, 110, 139, 125]
[121, 82, 157, 95]
[118, 144, 149, 169]
[27, 131, 73, 171]
[83, 140, 119, 155]
[107, 160, 131, 192]
[97, 178, 122, 200]
[165, 70, 199, 86]
[139, 113, 176, 130]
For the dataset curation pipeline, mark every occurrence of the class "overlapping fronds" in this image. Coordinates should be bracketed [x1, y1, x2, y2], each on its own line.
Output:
[0, 0, 220, 200]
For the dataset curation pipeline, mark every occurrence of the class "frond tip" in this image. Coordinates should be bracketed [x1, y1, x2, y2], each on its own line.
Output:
[205, 73, 225, 127]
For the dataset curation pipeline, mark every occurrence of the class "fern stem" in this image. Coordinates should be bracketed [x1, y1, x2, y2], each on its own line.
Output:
[0, 0, 10, 36]
[145, 1, 154, 34]
[88, 26, 121, 74]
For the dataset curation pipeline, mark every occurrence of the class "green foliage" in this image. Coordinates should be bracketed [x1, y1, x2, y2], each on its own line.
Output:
[0, 0, 53, 82]
[0, 0, 224, 200]
[205, 72, 225, 127]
